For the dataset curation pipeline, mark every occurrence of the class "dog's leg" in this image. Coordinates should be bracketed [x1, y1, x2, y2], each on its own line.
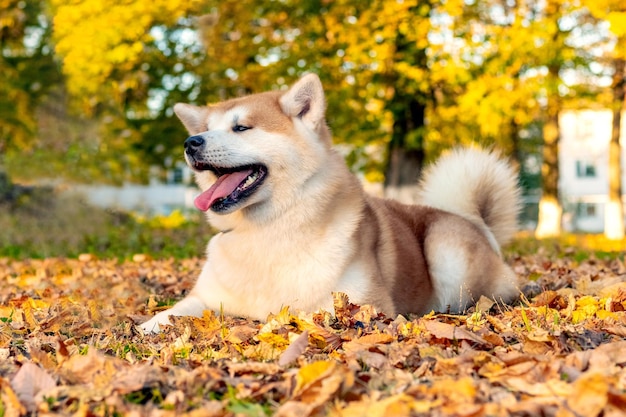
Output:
[139, 294, 207, 334]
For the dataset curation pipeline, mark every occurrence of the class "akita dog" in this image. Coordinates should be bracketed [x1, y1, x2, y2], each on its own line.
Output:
[141, 73, 520, 333]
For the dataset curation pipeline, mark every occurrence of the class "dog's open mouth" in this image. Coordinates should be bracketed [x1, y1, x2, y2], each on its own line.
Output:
[193, 164, 267, 212]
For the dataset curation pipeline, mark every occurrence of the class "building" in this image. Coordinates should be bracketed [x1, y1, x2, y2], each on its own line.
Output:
[74, 162, 198, 215]
[559, 109, 626, 232]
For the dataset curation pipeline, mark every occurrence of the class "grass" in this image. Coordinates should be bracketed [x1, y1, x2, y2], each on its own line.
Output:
[507, 230, 626, 260]
[0, 186, 210, 259]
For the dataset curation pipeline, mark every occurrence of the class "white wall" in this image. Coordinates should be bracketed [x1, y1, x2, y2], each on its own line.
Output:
[73, 182, 198, 215]
[559, 109, 626, 232]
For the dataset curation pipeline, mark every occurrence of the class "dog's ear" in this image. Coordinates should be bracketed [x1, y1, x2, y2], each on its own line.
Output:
[280, 73, 326, 130]
[173, 103, 209, 134]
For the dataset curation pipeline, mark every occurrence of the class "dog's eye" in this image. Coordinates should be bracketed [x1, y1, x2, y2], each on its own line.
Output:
[232, 124, 251, 133]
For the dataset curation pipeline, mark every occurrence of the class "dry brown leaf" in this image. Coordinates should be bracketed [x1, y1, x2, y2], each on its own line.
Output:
[3, 254, 626, 416]
[226, 324, 259, 344]
[227, 361, 282, 376]
[480, 331, 505, 346]
[275, 400, 314, 417]
[503, 377, 572, 397]
[335, 394, 415, 417]
[475, 295, 496, 312]
[111, 364, 165, 394]
[279, 330, 309, 366]
[342, 333, 394, 353]
[355, 350, 388, 369]
[10, 362, 56, 413]
[603, 324, 626, 337]
[423, 320, 490, 345]
[567, 340, 626, 371]
[60, 348, 125, 391]
[587, 341, 626, 369]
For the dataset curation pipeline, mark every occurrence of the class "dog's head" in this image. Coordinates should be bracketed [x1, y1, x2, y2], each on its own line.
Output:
[173, 73, 332, 228]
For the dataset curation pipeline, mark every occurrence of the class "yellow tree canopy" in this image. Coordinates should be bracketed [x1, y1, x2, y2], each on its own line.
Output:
[52, 0, 204, 108]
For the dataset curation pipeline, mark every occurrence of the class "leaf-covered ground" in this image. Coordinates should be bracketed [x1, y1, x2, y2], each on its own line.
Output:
[1, 251, 626, 417]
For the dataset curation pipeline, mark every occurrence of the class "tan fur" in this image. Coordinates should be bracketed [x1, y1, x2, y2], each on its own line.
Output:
[141, 74, 520, 333]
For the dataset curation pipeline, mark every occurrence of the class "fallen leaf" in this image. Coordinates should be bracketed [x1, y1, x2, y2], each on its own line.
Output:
[1, 376, 27, 417]
[10, 362, 56, 413]
[566, 372, 608, 417]
[588, 341, 626, 369]
[355, 350, 388, 370]
[423, 320, 490, 345]
[475, 295, 496, 312]
[111, 365, 165, 394]
[292, 361, 350, 409]
[226, 324, 259, 344]
[293, 360, 335, 395]
[3, 253, 626, 416]
[567, 340, 626, 371]
[335, 394, 415, 417]
[275, 400, 314, 417]
[227, 362, 282, 376]
[279, 330, 309, 366]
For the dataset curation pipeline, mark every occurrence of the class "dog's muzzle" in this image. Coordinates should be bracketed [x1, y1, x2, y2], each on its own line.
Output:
[184, 135, 205, 156]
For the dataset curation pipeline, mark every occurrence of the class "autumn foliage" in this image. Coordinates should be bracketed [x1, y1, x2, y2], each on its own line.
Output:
[1, 251, 626, 416]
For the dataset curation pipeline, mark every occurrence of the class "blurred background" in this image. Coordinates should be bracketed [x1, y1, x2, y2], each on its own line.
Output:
[1, 0, 625, 258]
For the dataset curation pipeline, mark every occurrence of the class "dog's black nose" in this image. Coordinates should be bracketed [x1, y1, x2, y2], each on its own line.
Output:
[184, 135, 205, 154]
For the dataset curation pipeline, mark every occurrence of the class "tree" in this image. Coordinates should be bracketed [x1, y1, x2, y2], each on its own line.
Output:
[605, 57, 625, 239]
[48, 0, 616, 215]
[50, 0, 454, 194]
[0, 0, 61, 196]
[585, 0, 626, 240]
[429, 0, 545, 158]
[534, 0, 589, 238]
[50, 0, 208, 182]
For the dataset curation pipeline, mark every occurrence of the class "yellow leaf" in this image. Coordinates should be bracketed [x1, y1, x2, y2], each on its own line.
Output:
[333, 394, 415, 417]
[21, 303, 38, 329]
[520, 308, 531, 330]
[576, 295, 599, 307]
[566, 372, 608, 417]
[88, 300, 101, 322]
[294, 361, 335, 394]
[292, 361, 347, 408]
[1, 376, 27, 416]
[431, 377, 476, 402]
[256, 332, 289, 348]
[595, 310, 617, 320]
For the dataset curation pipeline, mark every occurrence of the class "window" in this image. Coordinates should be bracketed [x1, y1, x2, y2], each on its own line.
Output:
[576, 161, 596, 178]
[576, 203, 597, 218]
[171, 167, 184, 184]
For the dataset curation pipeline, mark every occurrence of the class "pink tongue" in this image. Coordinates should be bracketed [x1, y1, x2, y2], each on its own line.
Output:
[194, 169, 253, 211]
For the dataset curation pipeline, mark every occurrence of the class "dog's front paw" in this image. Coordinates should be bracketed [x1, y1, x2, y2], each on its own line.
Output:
[139, 312, 172, 334]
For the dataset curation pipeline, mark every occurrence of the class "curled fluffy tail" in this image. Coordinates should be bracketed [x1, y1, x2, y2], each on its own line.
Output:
[417, 147, 521, 248]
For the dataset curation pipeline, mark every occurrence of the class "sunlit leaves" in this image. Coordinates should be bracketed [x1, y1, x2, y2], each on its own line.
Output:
[1, 251, 626, 415]
[52, 0, 204, 105]
[0, 1, 59, 155]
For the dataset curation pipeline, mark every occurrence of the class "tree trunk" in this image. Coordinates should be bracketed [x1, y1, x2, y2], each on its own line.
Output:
[384, 98, 426, 203]
[535, 66, 562, 238]
[605, 58, 625, 240]
[382, 10, 429, 204]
